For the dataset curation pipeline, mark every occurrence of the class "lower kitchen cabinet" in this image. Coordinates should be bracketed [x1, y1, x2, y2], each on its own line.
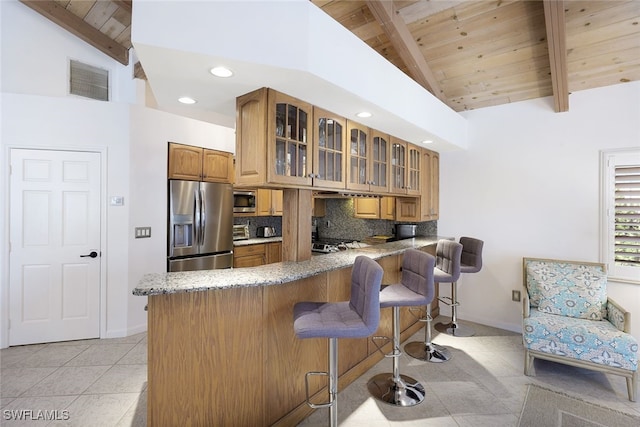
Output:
[234, 241, 282, 268]
[234, 244, 266, 268]
[266, 241, 282, 264]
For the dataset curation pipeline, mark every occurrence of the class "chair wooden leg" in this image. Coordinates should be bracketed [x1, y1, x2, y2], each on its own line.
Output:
[524, 351, 534, 376]
[627, 372, 637, 402]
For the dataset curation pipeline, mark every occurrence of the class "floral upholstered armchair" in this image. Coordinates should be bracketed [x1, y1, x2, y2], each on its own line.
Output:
[522, 258, 638, 401]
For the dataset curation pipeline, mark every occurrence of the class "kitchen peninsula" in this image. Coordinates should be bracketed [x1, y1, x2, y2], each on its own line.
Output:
[134, 237, 443, 426]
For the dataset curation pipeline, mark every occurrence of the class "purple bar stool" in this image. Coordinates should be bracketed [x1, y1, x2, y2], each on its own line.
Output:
[367, 249, 436, 406]
[435, 237, 484, 337]
[405, 239, 462, 362]
[293, 256, 383, 427]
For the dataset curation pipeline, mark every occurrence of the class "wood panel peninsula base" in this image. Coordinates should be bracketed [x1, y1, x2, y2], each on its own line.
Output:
[135, 238, 443, 426]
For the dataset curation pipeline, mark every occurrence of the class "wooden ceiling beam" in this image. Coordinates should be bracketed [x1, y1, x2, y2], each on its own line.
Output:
[365, 0, 447, 103]
[112, 1, 133, 14]
[20, 0, 129, 65]
[543, 0, 569, 112]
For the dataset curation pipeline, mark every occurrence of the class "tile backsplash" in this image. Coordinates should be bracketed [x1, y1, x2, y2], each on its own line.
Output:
[316, 199, 436, 241]
[233, 198, 437, 241]
[233, 216, 281, 239]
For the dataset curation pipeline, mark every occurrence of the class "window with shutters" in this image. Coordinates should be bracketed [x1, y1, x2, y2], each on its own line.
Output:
[600, 148, 640, 283]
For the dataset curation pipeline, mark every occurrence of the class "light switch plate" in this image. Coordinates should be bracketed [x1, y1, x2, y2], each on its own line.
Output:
[135, 227, 151, 238]
[110, 196, 124, 206]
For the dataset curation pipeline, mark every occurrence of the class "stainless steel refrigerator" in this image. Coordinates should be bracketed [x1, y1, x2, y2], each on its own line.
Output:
[168, 180, 233, 272]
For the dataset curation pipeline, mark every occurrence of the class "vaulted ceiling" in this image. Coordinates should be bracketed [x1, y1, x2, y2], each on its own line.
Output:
[20, 0, 640, 113]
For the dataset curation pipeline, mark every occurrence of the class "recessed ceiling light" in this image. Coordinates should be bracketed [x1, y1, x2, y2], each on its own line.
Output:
[422, 140, 434, 144]
[356, 111, 372, 118]
[210, 66, 233, 78]
[178, 97, 197, 104]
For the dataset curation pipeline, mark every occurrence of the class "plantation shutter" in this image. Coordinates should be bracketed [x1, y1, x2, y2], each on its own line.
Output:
[614, 165, 640, 267]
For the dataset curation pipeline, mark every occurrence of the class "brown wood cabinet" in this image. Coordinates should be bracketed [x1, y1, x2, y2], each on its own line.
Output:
[312, 198, 326, 217]
[266, 241, 282, 264]
[354, 196, 396, 220]
[235, 88, 439, 206]
[312, 108, 347, 190]
[202, 148, 234, 183]
[233, 243, 266, 268]
[353, 197, 379, 219]
[235, 88, 313, 187]
[396, 197, 421, 222]
[346, 123, 390, 193]
[390, 137, 421, 196]
[421, 149, 439, 220]
[256, 189, 283, 216]
[380, 196, 396, 220]
[168, 143, 202, 180]
[233, 241, 282, 267]
[168, 142, 233, 183]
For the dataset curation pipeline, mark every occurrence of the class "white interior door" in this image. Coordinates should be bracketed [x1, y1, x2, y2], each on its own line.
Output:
[9, 149, 101, 346]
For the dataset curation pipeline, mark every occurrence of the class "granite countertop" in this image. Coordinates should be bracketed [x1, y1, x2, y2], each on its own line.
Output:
[233, 237, 282, 246]
[133, 236, 445, 296]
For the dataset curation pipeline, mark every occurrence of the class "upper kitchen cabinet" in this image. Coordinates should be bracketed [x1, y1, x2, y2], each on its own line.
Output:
[168, 142, 233, 183]
[312, 108, 346, 190]
[390, 137, 421, 196]
[421, 149, 439, 221]
[203, 149, 234, 183]
[256, 189, 283, 216]
[235, 88, 313, 187]
[168, 143, 202, 180]
[346, 123, 390, 193]
[353, 196, 395, 220]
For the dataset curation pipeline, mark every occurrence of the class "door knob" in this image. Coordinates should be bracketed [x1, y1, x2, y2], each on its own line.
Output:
[80, 251, 98, 258]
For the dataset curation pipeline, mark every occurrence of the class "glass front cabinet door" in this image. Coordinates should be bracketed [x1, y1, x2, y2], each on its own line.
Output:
[269, 91, 313, 186]
[390, 137, 420, 195]
[312, 108, 346, 190]
[346, 121, 370, 192]
[370, 130, 390, 193]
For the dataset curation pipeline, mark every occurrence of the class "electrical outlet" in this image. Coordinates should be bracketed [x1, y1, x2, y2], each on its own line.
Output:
[512, 290, 521, 302]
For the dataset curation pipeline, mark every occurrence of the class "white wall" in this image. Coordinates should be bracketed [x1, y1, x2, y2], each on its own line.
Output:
[0, 0, 136, 103]
[438, 82, 640, 343]
[0, 1, 236, 346]
[127, 105, 235, 332]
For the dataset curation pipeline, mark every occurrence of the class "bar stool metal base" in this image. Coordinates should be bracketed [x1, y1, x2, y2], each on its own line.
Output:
[435, 321, 475, 337]
[367, 373, 425, 406]
[404, 341, 451, 362]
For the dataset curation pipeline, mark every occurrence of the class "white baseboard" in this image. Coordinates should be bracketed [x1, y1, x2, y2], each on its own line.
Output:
[103, 323, 147, 339]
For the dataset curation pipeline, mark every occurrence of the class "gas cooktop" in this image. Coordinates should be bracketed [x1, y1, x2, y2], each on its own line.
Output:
[311, 239, 370, 254]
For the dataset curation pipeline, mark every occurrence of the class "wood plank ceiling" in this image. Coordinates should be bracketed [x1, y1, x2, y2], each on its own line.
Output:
[20, 0, 640, 113]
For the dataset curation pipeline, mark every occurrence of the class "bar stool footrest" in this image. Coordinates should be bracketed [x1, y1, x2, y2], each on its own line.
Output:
[304, 371, 334, 409]
[371, 335, 397, 357]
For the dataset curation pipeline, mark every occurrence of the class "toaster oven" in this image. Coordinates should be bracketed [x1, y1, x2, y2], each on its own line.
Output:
[233, 224, 250, 240]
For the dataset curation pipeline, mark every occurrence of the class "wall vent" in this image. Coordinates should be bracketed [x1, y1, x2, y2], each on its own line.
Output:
[69, 60, 109, 101]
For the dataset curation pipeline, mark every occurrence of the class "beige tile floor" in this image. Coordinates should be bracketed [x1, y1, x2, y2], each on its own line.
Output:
[1, 318, 638, 426]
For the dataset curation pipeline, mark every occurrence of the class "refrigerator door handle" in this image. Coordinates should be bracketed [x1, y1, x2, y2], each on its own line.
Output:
[194, 188, 202, 246]
[200, 188, 206, 246]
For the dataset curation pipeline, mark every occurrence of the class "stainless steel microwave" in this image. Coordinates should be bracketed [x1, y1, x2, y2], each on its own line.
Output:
[233, 190, 256, 213]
